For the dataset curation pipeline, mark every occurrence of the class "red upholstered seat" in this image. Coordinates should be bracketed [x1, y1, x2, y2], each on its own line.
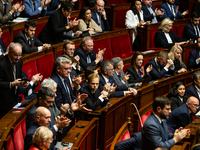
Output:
[21, 117, 26, 139]
[110, 34, 132, 58]
[114, 8, 129, 29]
[13, 28, 24, 40]
[185, 49, 193, 67]
[22, 59, 38, 78]
[173, 24, 186, 38]
[143, 58, 151, 67]
[124, 64, 130, 72]
[57, 50, 63, 57]
[7, 135, 14, 150]
[149, 28, 158, 48]
[13, 123, 24, 150]
[13, 0, 24, 3]
[120, 130, 131, 141]
[35, 23, 46, 38]
[138, 109, 153, 131]
[1, 30, 11, 47]
[18, 94, 24, 102]
[107, 0, 123, 5]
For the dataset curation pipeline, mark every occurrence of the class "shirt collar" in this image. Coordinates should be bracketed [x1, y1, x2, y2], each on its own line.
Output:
[154, 57, 159, 67]
[153, 112, 162, 124]
[57, 73, 65, 82]
[101, 74, 109, 83]
[1, 0, 9, 5]
[195, 85, 200, 93]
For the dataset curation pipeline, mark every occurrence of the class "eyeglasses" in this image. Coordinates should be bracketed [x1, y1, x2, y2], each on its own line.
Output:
[62, 67, 72, 70]
[190, 103, 200, 108]
[11, 53, 22, 58]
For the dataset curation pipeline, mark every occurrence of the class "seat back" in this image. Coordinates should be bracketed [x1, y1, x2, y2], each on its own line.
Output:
[13, 123, 24, 150]
[7, 135, 15, 150]
[21, 117, 26, 139]
[114, 8, 129, 29]
[1, 26, 11, 47]
[149, 28, 158, 48]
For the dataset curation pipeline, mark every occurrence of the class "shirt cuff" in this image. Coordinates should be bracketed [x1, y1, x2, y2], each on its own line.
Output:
[10, 82, 12, 89]
[72, 64, 76, 70]
[170, 65, 175, 70]
[196, 58, 200, 64]
[38, 7, 42, 11]
[72, 33, 75, 37]
[44, 6, 47, 10]
[123, 91, 125, 96]
[38, 46, 43, 52]
[121, 80, 125, 84]
[68, 108, 73, 116]
[29, 81, 34, 86]
[53, 125, 58, 132]
[9, 11, 12, 15]
[98, 96, 104, 102]
[164, 67, 168, 71]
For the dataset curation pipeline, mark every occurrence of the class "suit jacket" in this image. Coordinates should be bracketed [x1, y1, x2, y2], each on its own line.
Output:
[0, 55, 23, 110]
[169, 96, 184, 111]
[46, 0, 59, 16]
[98, 73, 128, 98]
[51, 73, 76, 109]
[0, 38, 7, 57]
[13, 30, 43, 54]
[144, 57, 167, 80]
[154, 29, 186, 49]
[187, 48, 200, 70]
[112, 71, 129, 87]
[91, 9, 110, 32]
[85, 0, 107, 7]
[74, 45, 97, 70]
[192, 1, 200, 15]
[142, 113, 175, 150]
[20, 0, 47, 17]
[0, 0, 13, 24]
[167, 103, 195, 133]
[142, 4, 162, 22]
[186, 84, 200, 100]
[159, 3, 182, 20]
[182, 23, 200, 41]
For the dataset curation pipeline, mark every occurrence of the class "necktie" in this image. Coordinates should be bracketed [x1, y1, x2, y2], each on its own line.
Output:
[3, 4, 6, 16]
[64, 78, 73, 103]
[87, 54, 91, 63]
[196, 27, 199, 37]
[28, 39, 30, 47]
[33, 2, 36, 11]
[99, 13, 102, 28]
[117, 74, 122, 81]
[161, 121, 168, 140]
[148, 6, 157, 23]
[12, 63, 17, 94]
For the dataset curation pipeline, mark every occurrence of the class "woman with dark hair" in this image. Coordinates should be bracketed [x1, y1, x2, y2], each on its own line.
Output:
[125, 51, 152, 87]
[125, 0, 150, 51]
[75, 6, 102, 35]
[167, 81, 188, 111]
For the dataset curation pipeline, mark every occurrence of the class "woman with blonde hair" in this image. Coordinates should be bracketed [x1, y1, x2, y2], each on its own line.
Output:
[154, 18, 190, 49]
[192, 126, 200, 150]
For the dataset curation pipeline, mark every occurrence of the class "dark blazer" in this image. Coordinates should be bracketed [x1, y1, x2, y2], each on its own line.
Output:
[142, 113, 175, 150]
[51, 73, 76, 109]
[159, 3, 182, 20]
[186, 84, 200, 100]
[167, 103, 195, 133]
[192, 0, 200, 15]
[13, 30, 43, 54]
[98, 73, 128, 98]
[0, 55, 23, 111]
[168, 96, 184, 111]
[0, 0, 14, 24]
[74, 45, 97, 70]
[187, 48, 200, 70]
[91, 9, 110, 32]
[168, 59, 187, 75]
[182, 23, 200, 41]
[0, 38, 6, 57]
[193, 145, 200, 150]
[144, 57, 167, 80]
[154, 29, 186, 49]
[46, 0, 59, 16]
[142, 4, 162, 22]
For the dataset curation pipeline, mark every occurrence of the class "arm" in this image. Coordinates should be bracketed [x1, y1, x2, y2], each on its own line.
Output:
[183, 25, 199, 40]
[22, 1, 42, 17]
[159, 4, 175, 20]
[171, 30, 186, 42]
[90, 19, 102, 33]
[103, 16, 110, 31]
[187, 50, 199, 70]
[75, 19, 88, 32]
[142, 5, 154, 21]
[125, 10, 138, 29]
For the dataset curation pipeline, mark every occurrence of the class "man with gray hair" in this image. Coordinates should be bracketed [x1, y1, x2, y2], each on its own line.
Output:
[186, 70, 200, 101]
[74, 36, 106, 70]
[111, 57, 129, 87]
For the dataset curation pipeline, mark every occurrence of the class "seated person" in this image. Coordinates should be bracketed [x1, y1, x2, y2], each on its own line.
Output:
[111, 57, 129, 88]
[144, 50, 174, 80]
[20, 0, 50, 17]
[188, 38, 200, 70]
[13, 21, 51, 54]
[183, 12, 200, 43]
[167, 81, 188, 111]
[154, 18, 189, 49]
[125, 0, 150, 51]
[0, 0, 24, 24]
[75, 6, 102, 35]
[85, 0, 107, 7]
[0, 27, 8, 57]
[99, 60, 137, 98]
[192, 126, 200, 150]
[74, 36, 105, 70]
[126, 51, 152, 88]
[193, 0, 200, 14]
[167, 96, 199, 133]
[38, 1, 82, 45]
[159, 0, 188, 20]
[168, 44, 187, 75]
[142, 0, 164, 23]
[91, 0, 110, 32]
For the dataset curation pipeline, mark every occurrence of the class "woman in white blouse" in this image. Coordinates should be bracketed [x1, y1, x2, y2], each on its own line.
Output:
[125, 0, 150, 51]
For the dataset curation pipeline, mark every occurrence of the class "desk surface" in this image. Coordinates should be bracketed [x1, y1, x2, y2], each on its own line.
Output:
[184, 118, 200, 141]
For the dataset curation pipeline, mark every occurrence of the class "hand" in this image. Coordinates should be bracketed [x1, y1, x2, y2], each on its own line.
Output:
[137, 20, 144, 27]
[139, 66, 144, 77]
[31, 73, 43, 83]
[175, 6, 179, 15]
[71, 0, 78, 3]
[11, 78, 24, 87]
[182, 10, 189, 16]
[155, 8, 164, 16]
[60, 103, 69, 117]
[59, 147, 71, 150]
[146, 64, 152, 75]
[22, 81, 29, 88]
[71, 76, 82, 89]
[102, 9, 107, 19]
[70, 100, 92, 113]
[17, 4, 25, 13]
[73, 55, 80, 67]
[100, 90, 108, 99]
[40, 0, 45, 8]
[108, 83, 117, 96]
[87, 28, 94, 31]
[74, 31, 82, 36]
[56, 116, 71, 129]
[42, 43, 51, 49]
[122, 72, 130, 82]
[72, 18, 80, 27]
[165, 59, 174, 68]
[97, 48, 106, 58]
[137, 82, 142, 87]
[129, 88, 138, 96]
[56, 4, 61, 10]
[146, 21, 150, 25]
[173, 128, 190, 143]
[178, 68, 187, 73]
[44, 0, 51, 7]
[103, 83, 111, 91]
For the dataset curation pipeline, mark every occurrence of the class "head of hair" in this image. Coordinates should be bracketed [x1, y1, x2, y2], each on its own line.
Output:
[100, 60, 112, 74]
[192, 12, 200, 20]
[54, 56, 70, 69]
[85, 66, 97, 79]
[159, 18, 174, 32]
[41, 78, 57, 89]
[25, 21, 36, 29]
[131, 51, 143, 67]
[130, 0, 141, 14]
[153, 96, 172, 112]
[37, 87, 55, 101]
[87, 73, 100, 83]
[63, 41, 75, 50]
[168, 44, 183, 62]
[9, 43, 22, 53]
[78, 6, 91, 20]
[111, 57, 122, 69]
[32, 126, 53, 144]
[34, 106, 48, 120]
[60, 0, 73, 11]
[62, 54, 71, 60]
[192, 126, 200, 149]
[157, 50, 169, 60]
[193, 70, 200, 82]
[81, 36, 93, 46]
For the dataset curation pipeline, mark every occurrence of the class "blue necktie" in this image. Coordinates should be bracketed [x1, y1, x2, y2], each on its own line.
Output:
[87, 54, 91, 63]
[117, 74, 122, 81]
[161, 121, 168, 140]
[3, 4, 6, 16]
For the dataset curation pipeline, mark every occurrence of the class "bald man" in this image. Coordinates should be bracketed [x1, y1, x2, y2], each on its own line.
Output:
[167, 96, 199, 133]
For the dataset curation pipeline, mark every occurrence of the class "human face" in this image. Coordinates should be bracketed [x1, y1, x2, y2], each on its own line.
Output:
[192, 17, 200, 26]
[95, 0, 105, 13]
[64, 44, 75, 57]
[62, 8, 72, 19]
[0, 28, 3, 38]
[8, 45, 22, 63]
[194, 76, 200, 89]
[40, 96, 55, 109]
[160, 104, 171, 119]
[165, 23, 173, 33]
[158, 57, 167, 66]
[83, 39, 94, 53]
[88, 78, 99, 92]
[174, 49, 182, 59]
[135, 1, 142, 12]
[84, 9, 92, 21]
[51, 87, 57, 97]
[25, 26, 36, 38]
[135, 55, 143, 68]
[118, 60, 124, 71]
[43, 138, 53, 149]
[187, 98, 199, 113]
[57, 63, 72, 78]
[167, 0, 175, 5]
[38, 109, 51, 127]
[106, 64, 114, 77]
[177, 85, 185, 97]
[143, 0, 152, 7]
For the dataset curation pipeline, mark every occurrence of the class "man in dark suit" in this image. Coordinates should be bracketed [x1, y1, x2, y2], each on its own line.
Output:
[91, 0, 110, 32]
[142, 0, 164, 23]
[187, 38, 200, 70]
[183, 12, 200, 42]
[74, 36, 106, 70]
[144, 50, 174, 80]
[0, 43, 29, 118]
[0, 27, 8, 57]
[99, 60, 137, 98]
[142, 96, 190, 150]
[186, 70, 200, 100]
[159, 0, 188, 20]
[13, 21, 51, 54]
[85, 0, 107, 7]
[167, 96, 198, 133]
